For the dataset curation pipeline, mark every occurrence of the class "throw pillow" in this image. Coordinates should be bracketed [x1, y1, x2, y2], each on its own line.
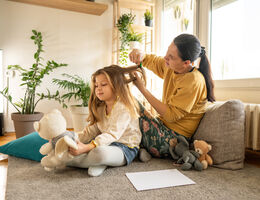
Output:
[193, 100, 245, 170]
[0, 131, 48, 162]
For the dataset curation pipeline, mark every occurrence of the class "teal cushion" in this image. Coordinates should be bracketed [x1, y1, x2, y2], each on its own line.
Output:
[0, 132, 48, 162]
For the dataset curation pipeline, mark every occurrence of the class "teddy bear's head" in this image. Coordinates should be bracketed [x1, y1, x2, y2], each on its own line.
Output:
[194, 140, 212, 156]
[34, 109, 67, 140]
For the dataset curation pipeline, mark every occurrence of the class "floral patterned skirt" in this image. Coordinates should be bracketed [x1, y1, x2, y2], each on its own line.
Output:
[139, 104, 183, 158]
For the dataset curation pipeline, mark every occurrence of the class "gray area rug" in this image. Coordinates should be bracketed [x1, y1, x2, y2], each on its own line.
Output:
[6, 156, 260, 200]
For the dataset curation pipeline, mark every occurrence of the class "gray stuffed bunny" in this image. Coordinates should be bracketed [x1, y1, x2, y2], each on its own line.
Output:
[169, 135, 203, 171]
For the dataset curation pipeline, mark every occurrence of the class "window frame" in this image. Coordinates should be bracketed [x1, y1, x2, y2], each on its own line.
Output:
[197, 0, 260, 93]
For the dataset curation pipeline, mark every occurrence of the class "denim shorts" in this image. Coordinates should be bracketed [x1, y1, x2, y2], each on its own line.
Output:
[110, 142, 139, 165]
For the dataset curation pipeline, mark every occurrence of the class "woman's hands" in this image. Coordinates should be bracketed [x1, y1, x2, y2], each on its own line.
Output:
[129, 49, 146, 91]
[69, 140, 95, 156]
[132, 71, 146, 92]
[129, 49, 144, 65]
[129, 49, 168, 117]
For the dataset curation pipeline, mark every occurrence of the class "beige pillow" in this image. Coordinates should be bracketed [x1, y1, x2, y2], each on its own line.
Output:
[193, 100, 245, 170]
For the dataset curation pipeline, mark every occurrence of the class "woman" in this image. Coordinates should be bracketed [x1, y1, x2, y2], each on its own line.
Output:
[129, 33, 215, 159]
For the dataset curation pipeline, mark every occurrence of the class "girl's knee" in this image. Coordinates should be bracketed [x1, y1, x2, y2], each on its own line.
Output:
[89, 146, 109, 163]
[88, 146, 125, 166]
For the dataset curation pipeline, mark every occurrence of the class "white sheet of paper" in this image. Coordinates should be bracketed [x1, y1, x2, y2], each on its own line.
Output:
[126, 169, 195, 191]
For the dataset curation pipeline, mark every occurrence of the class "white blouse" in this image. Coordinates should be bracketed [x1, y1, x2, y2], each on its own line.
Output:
[78, 100, 142, 148]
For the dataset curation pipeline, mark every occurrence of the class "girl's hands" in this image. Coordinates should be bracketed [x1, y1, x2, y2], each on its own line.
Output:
[69, 141, 95, 156]
[129, 49, 144, 65]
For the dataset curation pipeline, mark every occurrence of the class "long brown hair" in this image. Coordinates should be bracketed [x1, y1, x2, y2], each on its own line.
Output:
[87, 64, 146, 126]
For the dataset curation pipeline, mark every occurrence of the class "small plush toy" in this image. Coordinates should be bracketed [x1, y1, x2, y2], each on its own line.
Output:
[34, 109, 78, 171]
[169, 135, 203, 171]
[194, 140, 213, 169]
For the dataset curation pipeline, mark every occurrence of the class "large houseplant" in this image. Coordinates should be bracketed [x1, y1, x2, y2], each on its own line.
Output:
[39, 73, 91, 131]
[0, 30, 67, 138]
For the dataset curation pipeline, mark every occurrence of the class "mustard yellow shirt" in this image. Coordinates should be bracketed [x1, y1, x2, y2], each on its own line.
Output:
[143, 54, 208, 138]
[77, 101, 141, 148]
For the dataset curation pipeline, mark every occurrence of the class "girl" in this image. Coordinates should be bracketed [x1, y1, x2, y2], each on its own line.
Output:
[68, 65, 146, 177]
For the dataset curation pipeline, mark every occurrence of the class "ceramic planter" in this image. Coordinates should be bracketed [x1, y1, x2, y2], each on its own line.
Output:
[0, 113, 3, 136]
[11, 112, 44, 138]
[69, 105, 89, 132]
[129, 41, 141, 50]
[145, 19, 153, 27]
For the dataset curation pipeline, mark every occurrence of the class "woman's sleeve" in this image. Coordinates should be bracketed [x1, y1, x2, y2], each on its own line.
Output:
[94, 105, 132, 146]
[77, 124, 101, 144]
[162, 80, 203, 123]
[143, 54, 166, 79]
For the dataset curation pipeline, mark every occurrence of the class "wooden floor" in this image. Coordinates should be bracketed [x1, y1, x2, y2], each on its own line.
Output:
[0, 133, 260, 200]
[0, 133, 16, 200]
[245, 149, 260, 166]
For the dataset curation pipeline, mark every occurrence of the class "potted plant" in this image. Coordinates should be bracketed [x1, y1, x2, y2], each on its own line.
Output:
[183, 18, 189, 31]
[39, 73, 91, 132]
[0, 30, 67, 138]
[128, 30, 143, 50]
[116, 13, 135, 66]
[144, 9, 153, 27]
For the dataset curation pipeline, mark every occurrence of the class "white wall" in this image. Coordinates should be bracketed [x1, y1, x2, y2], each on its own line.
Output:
[0, 0, 113, 132]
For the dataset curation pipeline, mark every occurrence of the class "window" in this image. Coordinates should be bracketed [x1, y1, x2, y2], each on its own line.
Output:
[211, 0, 260, 80]
[162, 0, 196, 55]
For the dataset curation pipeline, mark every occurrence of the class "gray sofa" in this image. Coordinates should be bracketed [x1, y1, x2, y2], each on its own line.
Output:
[193, 99, 245, 170]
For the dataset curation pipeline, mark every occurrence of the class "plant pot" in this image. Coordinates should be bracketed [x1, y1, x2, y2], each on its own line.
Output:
[11, 112, 44, 138]
[129, 41, 141, 50]
[145, 19, 153, 27]
[0, 113, 3, 136]
[69, 105, 89, 132]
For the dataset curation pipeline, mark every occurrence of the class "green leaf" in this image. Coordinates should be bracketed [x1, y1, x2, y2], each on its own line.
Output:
[0, 29, 68, 114]
[34, 52, 38, 59]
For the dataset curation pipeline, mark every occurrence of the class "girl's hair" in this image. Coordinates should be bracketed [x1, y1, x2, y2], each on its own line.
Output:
[174, 34, 215, 102]
[87, 64, 146, 125]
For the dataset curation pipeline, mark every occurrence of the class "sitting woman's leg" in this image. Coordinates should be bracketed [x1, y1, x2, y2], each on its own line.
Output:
[138, 103, 179, 158]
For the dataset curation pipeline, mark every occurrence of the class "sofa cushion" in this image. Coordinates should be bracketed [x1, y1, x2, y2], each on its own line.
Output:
[0, 132, 48, 162]
[193, 100, 245, 170]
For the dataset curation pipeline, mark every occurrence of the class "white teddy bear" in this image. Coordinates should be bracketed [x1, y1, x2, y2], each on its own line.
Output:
[34, 109, 78, 171]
